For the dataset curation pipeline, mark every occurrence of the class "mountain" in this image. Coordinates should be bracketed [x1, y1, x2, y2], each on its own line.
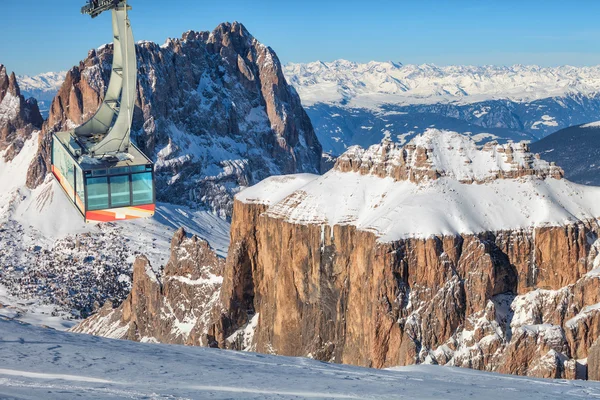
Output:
[17, 71, 67, 118]
[530, 121, 600, 186]
[0, 21, 320, 326]
[284, 61, 600, 154]
[212, 131, 600, 379]
[75, 129, 600, 380]
[0, 64, 43, 162]
[3, 320, 600, 399]
[73, 227, 224, 346]
[28, 22, 322, 218]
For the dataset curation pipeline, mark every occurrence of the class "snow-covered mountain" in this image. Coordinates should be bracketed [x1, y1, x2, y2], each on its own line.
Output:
[198, 130, 600, 379]
[285, 61, 600, 107]
[28, 23, 322, 219]
[0, 65, 43, 161]
[531, 121, 600, 186]
[284, 60, 600, 154]
[17, 71, 66, 118]
[3, 318, 599, 399]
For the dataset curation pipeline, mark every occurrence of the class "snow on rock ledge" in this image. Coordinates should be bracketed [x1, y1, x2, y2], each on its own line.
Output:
[335, 129, 563, 184]
[238, 131, 600, 242]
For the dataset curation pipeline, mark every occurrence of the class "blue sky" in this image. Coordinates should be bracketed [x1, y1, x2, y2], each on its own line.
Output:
[2, 0, 600, 76]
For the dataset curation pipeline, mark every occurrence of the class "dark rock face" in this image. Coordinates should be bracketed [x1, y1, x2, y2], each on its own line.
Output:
[27, 22, 322, 217]
[0, 65, 43, 161]
[209, 198, 600, 379]
[72, 228, 225, 345]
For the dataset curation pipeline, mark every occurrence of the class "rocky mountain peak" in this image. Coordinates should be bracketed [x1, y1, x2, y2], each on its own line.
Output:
[335, 129, 564, 184]
[0, 64, 43, 162]
[25, 22, 322, 217]
[7, 71, 21, 98]
[72, 228, 225, 346]
[0, 64, 8, 101]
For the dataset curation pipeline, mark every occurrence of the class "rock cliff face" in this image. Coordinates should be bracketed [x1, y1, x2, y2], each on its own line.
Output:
[72, 228, 224, 345]
[207, 131, 600, 379]
[0, 65, 43, 162]
[27, 22, 322, 217]
[590, 337, 600, 381]
[212, 201, 600, 379]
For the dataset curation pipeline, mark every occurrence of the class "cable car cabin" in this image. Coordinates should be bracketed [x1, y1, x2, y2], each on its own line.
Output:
[51, 131, 155, 223]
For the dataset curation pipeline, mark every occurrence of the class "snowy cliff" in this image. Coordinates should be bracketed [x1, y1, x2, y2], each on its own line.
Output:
[206, 130, 600, 379]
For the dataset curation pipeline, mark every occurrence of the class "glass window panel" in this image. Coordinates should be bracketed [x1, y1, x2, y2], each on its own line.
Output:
[92, 169, 107, 176]
[109, 167, 130, 175]
[132, 172, 153, 205]
[130, 165, 147, 173]
[87, 177, 109, 210]
[53, 137, 75, 200]
[110, 175, 131, 207]
[75, 165, 85, 212]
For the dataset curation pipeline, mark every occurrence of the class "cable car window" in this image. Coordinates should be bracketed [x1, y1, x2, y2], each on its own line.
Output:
[110, 175, 131, 207]
[131, 172, 153, 205]
[75, 165, 85, 212]
[130, 165, 147, 173]
[52, 138, 76, 200]
[87, 177, 109, 210]
[110, 167, 130, 176]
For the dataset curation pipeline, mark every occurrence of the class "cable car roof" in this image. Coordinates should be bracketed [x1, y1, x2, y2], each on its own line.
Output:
[54, 131, 152, 171]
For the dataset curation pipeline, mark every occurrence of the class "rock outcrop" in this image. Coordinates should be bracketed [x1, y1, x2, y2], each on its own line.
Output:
[205, 132, 600, 379]
[0, 64, 43, 161]
[590, 337, 600, 381]
[27, 22, 322, 217]
[211, 201, 600, 378]
[336, 131, 563, 184]
[72, 228, 225, 345]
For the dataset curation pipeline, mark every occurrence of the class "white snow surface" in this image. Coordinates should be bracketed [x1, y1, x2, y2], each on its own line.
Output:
[581, 120, 600, 128]
[16, 71, 67, 95]
[284, 60, 600, 108]
[0, 318, 598, 400]
[238, 132, 600, 242]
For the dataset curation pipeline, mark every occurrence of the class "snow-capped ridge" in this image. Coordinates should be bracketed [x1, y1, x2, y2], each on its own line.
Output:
[335, 129, 564, 184]
[17, 71, 67, 94]
[238, 130, 600, 242]
[284, 59, 600, 107]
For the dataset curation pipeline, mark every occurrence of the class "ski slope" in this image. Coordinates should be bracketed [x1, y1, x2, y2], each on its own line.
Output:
[0, 318, 598, 399]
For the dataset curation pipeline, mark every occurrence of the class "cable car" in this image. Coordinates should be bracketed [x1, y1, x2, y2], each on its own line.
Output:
[52, 0, 155, 223]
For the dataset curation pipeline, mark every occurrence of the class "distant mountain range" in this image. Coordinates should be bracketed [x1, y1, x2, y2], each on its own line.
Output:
[284, 60, 600, 154]
[531, 121, 600, 186]
[17, 71, 66, 118]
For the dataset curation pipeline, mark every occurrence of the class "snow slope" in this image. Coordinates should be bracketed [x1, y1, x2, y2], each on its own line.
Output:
[0, 318, 598, 399]
[0, 134, 230, 326]
[238, 131, 600, 242]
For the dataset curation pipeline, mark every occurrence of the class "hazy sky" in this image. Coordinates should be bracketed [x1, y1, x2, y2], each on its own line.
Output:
[2, 0, 600, 76]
